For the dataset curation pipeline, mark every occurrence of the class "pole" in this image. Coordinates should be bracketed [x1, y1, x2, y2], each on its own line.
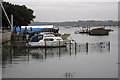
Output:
[86, 42, 88, 53]
[45, 40, 46, 48]
[0, 1, 2, 29]
[11, 14, 13, 32]
[0, 2, 13, 29]
[75, 41, 77, 55]
[108, 42, 110, 51]
[69, 40, 71, 56]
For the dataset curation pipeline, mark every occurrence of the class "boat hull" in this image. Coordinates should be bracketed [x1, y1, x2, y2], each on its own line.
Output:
[89, 28, 109, 35]
[28, 41, 67, 48]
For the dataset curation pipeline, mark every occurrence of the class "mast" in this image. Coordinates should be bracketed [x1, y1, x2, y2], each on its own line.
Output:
[11, 14, 13, 31]
[0, 1, 2, 29]
[0, 2, 13, 31]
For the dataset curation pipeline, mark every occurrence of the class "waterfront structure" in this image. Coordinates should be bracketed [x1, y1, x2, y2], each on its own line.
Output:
[13, 25, 54, 32]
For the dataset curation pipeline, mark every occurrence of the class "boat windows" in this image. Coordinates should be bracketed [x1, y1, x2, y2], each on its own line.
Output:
[56, 39, 62, 41]
[45, 35, 54, 37]
[44, 38, 54, 41]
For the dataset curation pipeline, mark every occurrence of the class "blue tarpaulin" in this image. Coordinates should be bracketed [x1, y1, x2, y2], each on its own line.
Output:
[13, 27, 42, 32]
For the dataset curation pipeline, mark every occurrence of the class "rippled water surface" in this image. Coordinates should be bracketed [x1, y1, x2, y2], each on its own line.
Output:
[2, 26, 118, 78]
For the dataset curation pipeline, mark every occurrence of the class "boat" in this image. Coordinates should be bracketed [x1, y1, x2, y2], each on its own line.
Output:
[40, 32, 70, 40]
[28, 33, 67, 48]
[89, 28, 109, 35]
[27, 32, 70, 41]
[60, 34, 71, 40]
[40, 28, 59, 33]
[40, 29, 70, 40]
[74, 30, 90, 34]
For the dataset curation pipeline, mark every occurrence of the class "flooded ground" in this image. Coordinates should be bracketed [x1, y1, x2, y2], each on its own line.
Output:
[2, 26, 118, 78]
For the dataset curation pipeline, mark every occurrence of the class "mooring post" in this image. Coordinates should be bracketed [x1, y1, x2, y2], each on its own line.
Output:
[69, 40, 71, 56]
[17, 32, 19, 41]
[86, 42, 88, 52]
[27, 48, 30, 62]
[59, 40, 60, 47]
[59, 47, 61, 58]
[20, 26, 21, 31]
[15, 26, 16, 32]
[108, 42, 110, 51]
[45, 40, 46, 48]
[70, 40, 71, 49]
[30, 27, 32, 32]
[74, 40, 77, 55]
[45, 48, 47, 59]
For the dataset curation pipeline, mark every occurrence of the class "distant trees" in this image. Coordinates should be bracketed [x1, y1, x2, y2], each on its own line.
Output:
[2, 2, 36, 27]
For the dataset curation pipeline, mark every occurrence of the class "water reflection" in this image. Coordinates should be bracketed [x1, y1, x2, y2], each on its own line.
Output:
[2, 27, 118, 78]
[30, 47, 68, 60]
[2, 41, 111, 66]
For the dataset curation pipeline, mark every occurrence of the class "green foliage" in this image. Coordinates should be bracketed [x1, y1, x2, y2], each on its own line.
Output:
[2, 2, 36, 27]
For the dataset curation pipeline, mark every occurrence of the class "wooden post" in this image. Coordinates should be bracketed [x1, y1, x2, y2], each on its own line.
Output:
[69, 40, 71, 56]
[86, 42, 88, 53]
[24, 27, 27, 33]
[27, 48, 30, 61]
[20, 26, 21, 31]
[59, 40, 60, 47]
[59, 42, 61, 58]
[15, 26, 16, 32]
[24, 27, 27, 42]
[45, 48, 47, 59]
[108, 42, 110, 51]
[75, 41, 77, 55]
[30, 27, 32, 32]
[45, 40, 46, 48]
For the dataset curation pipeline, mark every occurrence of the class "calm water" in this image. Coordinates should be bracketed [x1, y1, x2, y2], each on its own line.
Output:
[2, 26, 118, 78]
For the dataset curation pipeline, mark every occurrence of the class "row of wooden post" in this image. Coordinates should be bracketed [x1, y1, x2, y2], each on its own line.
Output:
[69, 40, 110, 54]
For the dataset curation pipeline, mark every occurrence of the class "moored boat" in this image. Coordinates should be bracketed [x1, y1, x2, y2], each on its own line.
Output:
[89, 28, 109, 35]
[74, 30, 90, 34]
[28, 33, 67, 48]
[60, 34, 71, 40]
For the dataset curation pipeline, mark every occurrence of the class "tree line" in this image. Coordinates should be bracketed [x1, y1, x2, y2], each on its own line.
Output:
[2, 2, 36, 27]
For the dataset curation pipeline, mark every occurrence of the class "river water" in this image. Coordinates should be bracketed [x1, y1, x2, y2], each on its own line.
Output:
[2, 26, 118, 78]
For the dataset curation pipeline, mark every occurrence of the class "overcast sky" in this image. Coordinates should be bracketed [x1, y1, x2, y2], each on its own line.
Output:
[4, 0, 119, 22]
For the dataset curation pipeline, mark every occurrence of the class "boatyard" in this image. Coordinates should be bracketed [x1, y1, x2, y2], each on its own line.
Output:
[1, 1, 119, 79]
[2, 25, 118, 78]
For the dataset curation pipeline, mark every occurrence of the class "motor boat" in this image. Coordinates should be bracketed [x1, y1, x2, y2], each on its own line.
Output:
[28, 33, 67, 48]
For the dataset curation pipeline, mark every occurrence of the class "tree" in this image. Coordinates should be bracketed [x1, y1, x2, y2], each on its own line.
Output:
[2, 2, 36, 27]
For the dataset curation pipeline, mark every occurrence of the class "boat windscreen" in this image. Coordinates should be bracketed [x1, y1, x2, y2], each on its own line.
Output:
[30, 35, 43, 42]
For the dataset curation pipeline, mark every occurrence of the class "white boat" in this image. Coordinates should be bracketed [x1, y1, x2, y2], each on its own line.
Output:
[28, 33, 67, 48]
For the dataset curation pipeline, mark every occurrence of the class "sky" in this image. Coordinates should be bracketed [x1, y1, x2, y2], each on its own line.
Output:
[3, 0, 119, 22]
